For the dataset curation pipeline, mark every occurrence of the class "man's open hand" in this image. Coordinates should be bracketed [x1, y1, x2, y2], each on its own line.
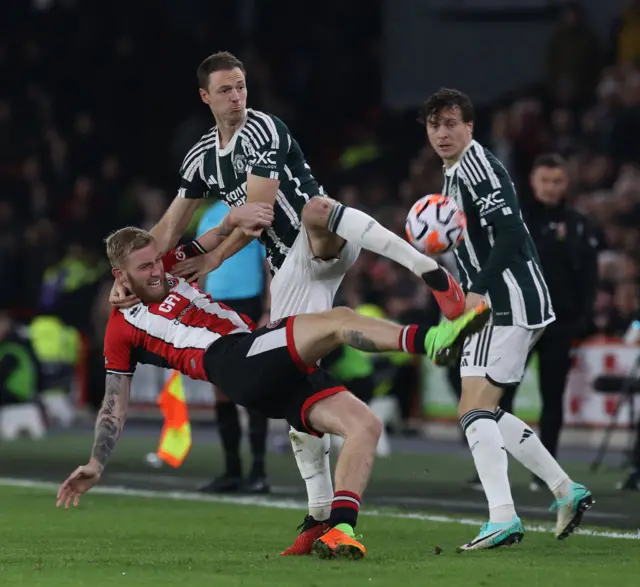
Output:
[56, 462, 102, 509]
[229, 203, 274, 236]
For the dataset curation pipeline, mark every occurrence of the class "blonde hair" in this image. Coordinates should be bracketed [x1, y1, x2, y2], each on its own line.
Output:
[105, 227, 154, 268]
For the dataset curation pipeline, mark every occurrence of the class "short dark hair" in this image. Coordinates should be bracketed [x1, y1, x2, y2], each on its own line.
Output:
[531, 153, 567, 171]
[197, 51, 245, 90]
[418, 88, 475, 125]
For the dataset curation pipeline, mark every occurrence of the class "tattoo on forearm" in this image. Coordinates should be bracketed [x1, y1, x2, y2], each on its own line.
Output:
[92, 374, 128, 468]
[344, 330, 379, 352]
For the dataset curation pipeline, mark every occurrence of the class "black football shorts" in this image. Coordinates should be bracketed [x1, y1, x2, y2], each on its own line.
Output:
[203, 316, 347, 435]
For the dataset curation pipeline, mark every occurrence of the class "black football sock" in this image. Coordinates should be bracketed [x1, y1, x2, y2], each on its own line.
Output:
[421, 266, 449, 291]
[216, 402, 242, 477]
[397, 325, 430, 354]
[328, 490, 361, 529]
[247, 409, 268, 479]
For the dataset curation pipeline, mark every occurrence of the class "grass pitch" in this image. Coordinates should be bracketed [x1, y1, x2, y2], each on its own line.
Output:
[1, 483, 639, 587]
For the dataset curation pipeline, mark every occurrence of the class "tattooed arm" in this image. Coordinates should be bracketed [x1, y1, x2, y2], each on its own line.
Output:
[90, 373, 132, 471]
[56, 373, 132, 509]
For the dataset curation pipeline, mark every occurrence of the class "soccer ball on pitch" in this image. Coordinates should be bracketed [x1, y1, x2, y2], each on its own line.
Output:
[405, 194, 466, 255]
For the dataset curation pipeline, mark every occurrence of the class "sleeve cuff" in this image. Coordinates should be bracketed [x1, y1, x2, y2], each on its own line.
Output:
[468, 281, 488, 295]
[106, 369, 134, 376]
[192, 240, 206, 255]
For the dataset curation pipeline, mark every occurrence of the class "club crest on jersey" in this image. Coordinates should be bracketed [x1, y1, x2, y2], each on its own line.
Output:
[266, 319, 283, 329]
[167, 278, 177, 287]
[233, 153, 247, 173]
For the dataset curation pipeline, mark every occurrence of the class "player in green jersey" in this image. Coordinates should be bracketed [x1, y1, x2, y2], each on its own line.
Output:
[421, 88, 593, 551]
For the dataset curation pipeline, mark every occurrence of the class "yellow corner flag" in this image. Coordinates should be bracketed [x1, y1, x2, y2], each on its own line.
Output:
[156, 371, 192, 467]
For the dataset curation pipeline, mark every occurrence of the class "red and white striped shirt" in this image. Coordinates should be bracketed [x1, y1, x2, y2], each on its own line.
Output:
[104, 245, 254, 380]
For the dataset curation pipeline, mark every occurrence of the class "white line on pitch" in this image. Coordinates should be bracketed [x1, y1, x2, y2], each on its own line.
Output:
[1, 477, 638, 541]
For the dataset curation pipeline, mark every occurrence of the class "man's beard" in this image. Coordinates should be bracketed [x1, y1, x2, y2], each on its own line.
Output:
[128, 275, 170, 303]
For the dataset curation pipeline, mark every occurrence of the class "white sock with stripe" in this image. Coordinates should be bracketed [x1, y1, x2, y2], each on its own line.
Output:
[289, 427, 333, 520]
[495, 408, 571, 499]
[461, 409, 516, 524]
[326, 204, 439, 276]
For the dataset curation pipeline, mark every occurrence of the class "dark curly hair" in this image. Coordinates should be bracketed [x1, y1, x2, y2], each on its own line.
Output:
[418, 88, 475, 125]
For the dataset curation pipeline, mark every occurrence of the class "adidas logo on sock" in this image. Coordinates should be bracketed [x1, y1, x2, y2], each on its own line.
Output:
[519, 429, 533, 444]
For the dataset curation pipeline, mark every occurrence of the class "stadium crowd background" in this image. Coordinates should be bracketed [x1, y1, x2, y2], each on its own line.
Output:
[0, 0, 639, 415]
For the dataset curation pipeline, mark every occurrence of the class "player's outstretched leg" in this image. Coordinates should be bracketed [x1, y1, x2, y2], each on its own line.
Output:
[494, 408, 593, 539]
[305, 392, 382, 560]
[301, 197, 465, 320]
[290, 303, 491, 370]
[457, 377, 524, 552]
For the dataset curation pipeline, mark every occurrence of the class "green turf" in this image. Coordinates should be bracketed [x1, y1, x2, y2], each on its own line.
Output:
[3, 432, 639, 528]
[1, 485, 638, 587]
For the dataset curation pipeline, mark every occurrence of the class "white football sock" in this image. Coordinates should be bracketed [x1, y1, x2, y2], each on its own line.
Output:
[461, 409, 516, 523]
[328, 205, 438, 276]
[495, 408, 571, 499]
[289, 428, 333, 520]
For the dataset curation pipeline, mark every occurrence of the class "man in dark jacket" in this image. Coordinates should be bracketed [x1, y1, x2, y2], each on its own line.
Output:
[499, 153, 601, 490]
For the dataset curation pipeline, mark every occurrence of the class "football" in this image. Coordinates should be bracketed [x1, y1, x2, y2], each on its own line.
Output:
[405, 194, 466, 255]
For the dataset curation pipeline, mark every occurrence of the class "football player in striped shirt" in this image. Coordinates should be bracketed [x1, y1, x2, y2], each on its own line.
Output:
[421, 88, 593, 550]
[59, 226, 491, 559]
[111, 51, 466, 554]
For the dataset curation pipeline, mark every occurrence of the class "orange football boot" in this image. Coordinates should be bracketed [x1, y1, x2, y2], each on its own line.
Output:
[312, 527, 366, 560]
[431, 268, 465, 320]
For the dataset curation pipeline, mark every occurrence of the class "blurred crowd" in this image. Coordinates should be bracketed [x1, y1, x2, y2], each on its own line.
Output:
[1, 1, 639, 410]
[340, 1, 640, 341]
[0, 0, 379, 317]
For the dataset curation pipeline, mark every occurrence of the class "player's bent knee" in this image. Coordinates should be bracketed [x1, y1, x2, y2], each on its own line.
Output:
[324, 306, 356, 344]
[357, 409, 383, 445]
[301, 196, 336, 229]
[327, 306, 355, 323]
[296, 307, 354, 347]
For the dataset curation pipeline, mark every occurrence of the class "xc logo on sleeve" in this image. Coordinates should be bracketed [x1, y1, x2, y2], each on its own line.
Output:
[478, 190, 505, 215]
[252, 150, 277, 167]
